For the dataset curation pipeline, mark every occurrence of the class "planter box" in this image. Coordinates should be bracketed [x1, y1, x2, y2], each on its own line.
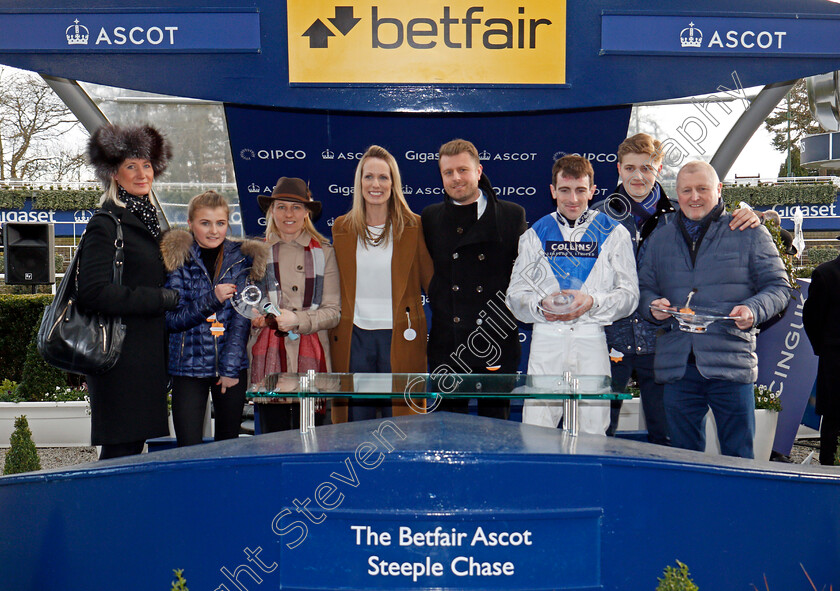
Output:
[704, 408, 779, 461]
[616, 397, 646, 432]
[0, 401, 90, 448]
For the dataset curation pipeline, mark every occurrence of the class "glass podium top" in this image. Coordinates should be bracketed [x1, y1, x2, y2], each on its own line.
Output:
[246, 372, 630, 400]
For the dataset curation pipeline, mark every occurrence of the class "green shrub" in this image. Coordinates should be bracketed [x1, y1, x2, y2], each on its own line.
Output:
[807, 247, 838, 266]
[0, 380, 21, 402]
[722, 183, 837, 207]
[16, 324, 67, 402]
[2, 415, 41, 475]
[657, 560, 699, 591]
[0, 295, 55, 382]
[171, 569, 188, 591]
[0, 188, 99, 210]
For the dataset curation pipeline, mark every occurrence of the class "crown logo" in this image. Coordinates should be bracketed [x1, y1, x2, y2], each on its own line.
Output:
[479, 150, 491, 161]
[247, 182, 260, 193]
[680, 22, 703, 48]
[66, 19, 89, 45]
[321, 149, 335, 160]
[403, 185, 413, 195]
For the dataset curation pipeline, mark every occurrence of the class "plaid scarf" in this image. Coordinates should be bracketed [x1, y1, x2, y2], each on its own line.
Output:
[250, 237, 327, 382]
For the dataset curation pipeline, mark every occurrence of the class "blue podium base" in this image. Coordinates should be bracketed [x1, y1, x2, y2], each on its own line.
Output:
[1, 413, 838, 590]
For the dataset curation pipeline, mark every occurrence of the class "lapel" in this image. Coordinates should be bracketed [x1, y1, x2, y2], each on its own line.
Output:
[391, 222, 418, 307]
[332, 220, 357, 307]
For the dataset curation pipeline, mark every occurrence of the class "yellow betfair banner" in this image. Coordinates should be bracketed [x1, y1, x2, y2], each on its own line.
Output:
[287, 0, 566, 84]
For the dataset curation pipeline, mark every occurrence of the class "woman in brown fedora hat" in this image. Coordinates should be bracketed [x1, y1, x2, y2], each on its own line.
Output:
[330, 145, 434, 421]
[249, 177, 340, 432]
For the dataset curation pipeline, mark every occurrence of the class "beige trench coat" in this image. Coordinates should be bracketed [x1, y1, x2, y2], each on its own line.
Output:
[248, 231, 340, 403]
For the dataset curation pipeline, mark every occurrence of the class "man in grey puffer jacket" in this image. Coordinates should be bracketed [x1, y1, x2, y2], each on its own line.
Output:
[638, 161, 790, 458]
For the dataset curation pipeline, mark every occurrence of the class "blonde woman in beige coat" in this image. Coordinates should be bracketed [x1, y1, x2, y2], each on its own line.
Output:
[249, 177, 340, 432]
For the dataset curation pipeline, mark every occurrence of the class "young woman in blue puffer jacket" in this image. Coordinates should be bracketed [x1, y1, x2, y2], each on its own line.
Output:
[161, 190, 268, 446]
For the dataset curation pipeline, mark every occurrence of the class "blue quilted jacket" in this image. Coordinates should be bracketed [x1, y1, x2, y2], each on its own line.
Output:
[161, 229, 268, 378]
[638, 208, 791, 384]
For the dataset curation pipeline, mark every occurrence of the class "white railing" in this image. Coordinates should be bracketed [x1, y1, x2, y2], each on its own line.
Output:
[723, 176, 840, 186]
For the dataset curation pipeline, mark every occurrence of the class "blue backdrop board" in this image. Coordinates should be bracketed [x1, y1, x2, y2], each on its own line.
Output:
[225, 106, 633, 238]
[1, 415, 838, 590]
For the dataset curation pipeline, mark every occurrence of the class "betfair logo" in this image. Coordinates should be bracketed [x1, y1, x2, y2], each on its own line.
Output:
[303, 7, 360, 48]
[288, 0, 566, 85]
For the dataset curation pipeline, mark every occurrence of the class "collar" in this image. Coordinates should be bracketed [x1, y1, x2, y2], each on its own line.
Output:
[268, 231, 313, 247]
[555, 208, 593, 228]
[450, 189, 487, 219]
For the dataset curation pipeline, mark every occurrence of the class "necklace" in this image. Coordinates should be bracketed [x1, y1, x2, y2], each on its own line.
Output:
[364, 222, 388, 246]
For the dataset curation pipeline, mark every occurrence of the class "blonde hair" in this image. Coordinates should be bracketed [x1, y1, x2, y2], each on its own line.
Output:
[265, 200, 329, 245]
[439, 138, 481, 166]
[617, 133, 664, 165]
[99, 177, 163, 212]
[188, 190, 229, 221]
[346, 145, 416, 246]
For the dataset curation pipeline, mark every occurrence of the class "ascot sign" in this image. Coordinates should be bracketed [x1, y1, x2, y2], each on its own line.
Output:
[600, 13, 840, 56]
[0, 11, 260, 52]
[286, 0, 566, 84]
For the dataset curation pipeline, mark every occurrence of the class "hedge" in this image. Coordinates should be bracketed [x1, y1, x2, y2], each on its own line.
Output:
[807, 246, 838, 266]
[0, 295, 53, 383]
[722, 183, 838, 207]
[0, 188, 100, 211]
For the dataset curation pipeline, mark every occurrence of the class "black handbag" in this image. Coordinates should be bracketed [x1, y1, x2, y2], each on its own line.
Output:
[37, 211, 126, 375]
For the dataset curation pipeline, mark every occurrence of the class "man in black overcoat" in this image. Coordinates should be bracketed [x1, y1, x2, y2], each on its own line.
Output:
[421, 139, 527, 419]
[803, 254, 840, 465]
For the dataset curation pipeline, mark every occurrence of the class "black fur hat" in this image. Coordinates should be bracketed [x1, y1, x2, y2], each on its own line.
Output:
[87, 124, 172, 186]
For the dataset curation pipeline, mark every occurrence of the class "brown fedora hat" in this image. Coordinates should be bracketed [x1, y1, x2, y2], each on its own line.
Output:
[258, 177, 322, 218]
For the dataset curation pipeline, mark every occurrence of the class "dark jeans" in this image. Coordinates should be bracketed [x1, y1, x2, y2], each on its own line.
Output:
[171, 370, 247, 446]
[347, 326, 395, 422]
[607, 353, 669, 445]
[664, 364, 755, 459]
[820, 413, 840, 466]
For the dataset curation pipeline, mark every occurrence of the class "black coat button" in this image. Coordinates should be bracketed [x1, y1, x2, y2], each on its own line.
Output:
[456, 227, 464, 234]
[297, 265, 303, 271]
[292, 286, 298, 291]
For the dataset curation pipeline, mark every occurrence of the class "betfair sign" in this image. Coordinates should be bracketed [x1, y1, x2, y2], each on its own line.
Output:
[287, 1, 566, 84]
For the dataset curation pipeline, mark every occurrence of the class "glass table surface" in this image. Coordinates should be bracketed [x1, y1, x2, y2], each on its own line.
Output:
[247, 372, 630, 400]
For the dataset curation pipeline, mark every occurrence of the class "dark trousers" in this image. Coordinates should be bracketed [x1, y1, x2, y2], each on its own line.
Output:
[607, 353, 669, 444]
[664, 364, 755, 459]
[99, 440, 145, 460]
[258, 403, 327, 433]
[820, 413, 840, 465]
[171, 370, 247, 446]
[347, 326, 394, 422]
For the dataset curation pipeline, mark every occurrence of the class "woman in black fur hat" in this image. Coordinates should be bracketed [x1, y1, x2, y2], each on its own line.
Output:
[77, 124, 180, 460]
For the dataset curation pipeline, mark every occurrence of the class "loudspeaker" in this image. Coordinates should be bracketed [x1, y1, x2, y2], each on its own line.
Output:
[3, 222, 55, 285]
